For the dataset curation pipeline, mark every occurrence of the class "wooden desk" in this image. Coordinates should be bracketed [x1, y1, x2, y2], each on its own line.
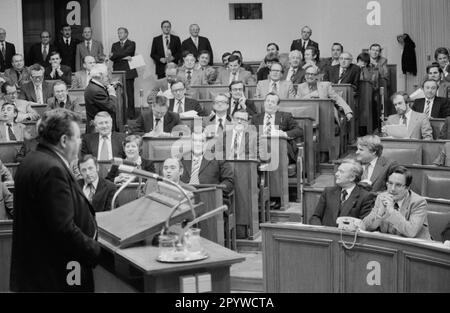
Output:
[0, 220, 12, 292]
[262, 223, 450, 292]
[0, 142, 23, 163]
[96, 236, 244, 292]
[190, 85, 256, 100]
[381, 138, 446, 165]
[430, 118, 445, 139]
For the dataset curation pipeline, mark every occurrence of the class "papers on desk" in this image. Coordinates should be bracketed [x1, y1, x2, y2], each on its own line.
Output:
[128, 55, 146, 69]
[385, 124, 408, 138]
[180, 110, 198, 118]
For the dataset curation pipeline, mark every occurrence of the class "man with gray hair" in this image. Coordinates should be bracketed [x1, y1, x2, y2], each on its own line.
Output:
[310, 158, 375, 226]
[323, 51, 361, 87]
[181, 24, 213, 65]
[283, 50, 305, 84]
[84, 63, 117, 133]
[290, 25, 320, 59]
[46, 81, 83, 113]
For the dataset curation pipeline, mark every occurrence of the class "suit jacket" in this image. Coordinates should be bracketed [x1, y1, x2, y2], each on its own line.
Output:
[78, 177, 117, 212]
[71, 70, 90, 89]
[310, 185, 375, 227]
[386, 111, 433, 140]
[84, 80, 117, 134]
[169, 97, 206, 116]
[412, 97, 450, 118]
[132, 110, 181, 134]
[27, 43, 58, 67]
[150, 34, 182, 78]
[0, 181, 13, 220]
[44, 64, 72, 86]
[0, 122, 26, 141]
[3, 67, 31, 88]
[228, 98, 257, 118]
[55, 37, 81, 71]
[106, 158, 155, 182]
[181, 157, 234, 195]
[110, 40, 138, 80]
[11, 99, 39, 123]
[46, 95, 84, 113]
[251, 111, 303, 162]
[217, 68, 254, 85]
[282, 67, 306, 84]
[177, 68, 204, 86]
[367, 156, 398, 193]
[323, 64, 361, 87]
[19, 81, 54, 103]
[0, 41, 16, 72]
[181, 36, 213, 65]
[80, 132, 126, 159]
[290, 38, 320, 58]
[363, 191, 432, 240]
[10, 143, 100, 292]
[75, 40, 104, 71]
[438, 116, 450, 139]
[255, 80, 295, 99]
[202, 114, 233, 135]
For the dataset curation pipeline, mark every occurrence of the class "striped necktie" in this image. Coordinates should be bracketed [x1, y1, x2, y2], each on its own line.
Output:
[7, 123, 16, 141]
[189, 157, 201, 185]
[424, 99, 431, 117]
[265, 113, 272, 135]
[177, 100, 183, 113]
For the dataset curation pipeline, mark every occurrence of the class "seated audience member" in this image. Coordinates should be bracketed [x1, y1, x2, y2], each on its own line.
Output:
[221, 52, 231, 72]
[181, 132, 234, 195]
[162, 157, 196, 191]
[44, 51, 72, 86]
[410, 63, 450, 100]
[0, 102, 26, 141]
[204, 67, 219, 85]
[222, 110, 257, 160]
[411, 79, 450, 118]
[231, 50, 254, 74]
[132, 95, 180, 136]
[168, 79, 205, 116]
[228, 80, 257, 118]
[255, 62, 295, 99]
[0, 159, 14, 184]
[384, 92, 432, 140]
[296, 65, 353, 124]
[434, 47, 450, 82]
[217, 54, 254, 85]
[323, 52, 361, 87]
[302, 46, 323, 72]
[283, 50, 305, 84]
[203, 93, 233, 136]
[363, 166, 432, 240]
[355, 135, 398, 192]
[310, 159, 375, 226]
[46, 81, 83, 113]
[19, 64, 54, 104]
[257, 43, 280, 72]
[251, 92, 303, 165]
[195, 50, 212, 71]
[78, 154, 117, 212]
[71, 55, 96, 89]
[3, 54, 31, 89]
[323, 43, 343, 69]
[0, 181, 13, 220]
[81, 111, 126, 160]
[106, 134, 155, 184]
[149, 62, 179, 98]
[1, 81, 40, 122]
[178, 52, 203, 86]
[256, 53, 279, 82]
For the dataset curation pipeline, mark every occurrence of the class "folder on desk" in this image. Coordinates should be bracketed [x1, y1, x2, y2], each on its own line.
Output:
[385, 124, 408, 138]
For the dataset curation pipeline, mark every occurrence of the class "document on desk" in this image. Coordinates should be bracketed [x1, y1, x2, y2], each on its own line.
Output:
[385, 124, 408, 138]
[128, 55, 146, 69]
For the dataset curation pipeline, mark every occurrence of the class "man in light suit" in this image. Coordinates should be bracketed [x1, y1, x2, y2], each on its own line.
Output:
[255, 62, 295, 99]
[290, 26, 320, 59]
[18, 64, 54, 104]
[363, 166, 432, 240]
[110, 27, 138, 119]
[0, 28, 16, 72]
[411, 79, 450, 118]
[0, 102, 27, 142]
[221, 110, 258, 160]
[3, 54, 31, 89]
[27, 31, 57, 68]
[310, 159, 375, 226]
[282, 50, 305, 84]
[75, 27, 104, 71]
[177, 53, 203, 86]
[168, 79, 205, 116]
[323, 52, 360, 88]
[149, 62, 179, 98]
[71, 55, 96, 89]
[217, 54, 255, 85]
[355, 135, 398, 193]
[150, 20, 182, 79]
[181, 24, 213, 65]
[46, 81, 83, 113]
[1, 82, 40, 122]
[384, 92, 433, 140]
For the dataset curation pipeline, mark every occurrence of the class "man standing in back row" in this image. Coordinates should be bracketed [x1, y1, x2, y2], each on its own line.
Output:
[181, 24, 213, 65]
[151, 20, 182, 79]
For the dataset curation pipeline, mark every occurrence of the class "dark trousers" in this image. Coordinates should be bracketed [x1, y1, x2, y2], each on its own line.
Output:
[126, 78, 135, 119]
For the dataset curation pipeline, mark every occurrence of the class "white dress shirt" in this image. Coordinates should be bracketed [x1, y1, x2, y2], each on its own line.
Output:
[231, 129, 244, 156]
[215, 114, 227, 134]
[191, 36, 199, 48]
[153, 116, 164, 132]
[269, 80, 280, 93]
[98, 133, 113, 160]
[341, 184, 356, 202]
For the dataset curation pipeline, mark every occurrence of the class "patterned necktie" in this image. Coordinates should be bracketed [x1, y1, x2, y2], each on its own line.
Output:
[424, 99, 431, 117]
[99, 135, 109, 160]
[341, 189, 348, 203]
[177, 100, 183, 113]
[362, 164, 370, 180]
[189, 157, 201, 185]
[186, 70, 192, 83]
[87, 183, 95, 202]
[42, 45, 48, 61]
[232, 100, 240, 116]
[165, 36, 170, 47]
[35, 85, 43, 104]
[1, 43, 5, 57]
[271, 82, 278, 93]
[265, 113, 272, 135]
[401, 115, 407, 126]
[218, 118, 224, 134]
[339, 68, 346, 82]
[7, 123, 16, 141]
[86, 41, 91, 53]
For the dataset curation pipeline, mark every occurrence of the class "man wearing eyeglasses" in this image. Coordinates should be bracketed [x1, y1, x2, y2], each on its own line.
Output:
[168, 79, 205, 116]
[255, 62, 295, 99]
[323, 52, 361, 88]
[363, 166, 432, 240]
[228, 80, 257, 118]
[203, 93, 233, 136]
[19, 63, 54, 104]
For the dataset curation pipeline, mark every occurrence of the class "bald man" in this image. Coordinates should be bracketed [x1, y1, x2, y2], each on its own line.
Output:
[323, 51, 360, 88]
[181, 24, 213, 65]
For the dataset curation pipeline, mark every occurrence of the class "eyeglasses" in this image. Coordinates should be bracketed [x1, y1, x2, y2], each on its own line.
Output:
[231, 88, 243, 92]
[172, 88, 185, 93]
[270, 69, 282, 72]
[386, 181, 406, 189]
[339, 57, 352, 61]
[305, 73, 316, 76]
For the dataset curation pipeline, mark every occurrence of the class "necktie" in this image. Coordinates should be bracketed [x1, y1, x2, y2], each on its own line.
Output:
[232, 100, 240, 116]
[42, 45, 48, 60]
[7, 123, 16, 141]
[362, 164, 370, 180]
[424, 100, 431, 117]
[233, 132, 240, 159]
[341, 189, 348, 203]
[186, 70, 192, 83]
[86, 41, 91, 53]
[87, 183, 95, 202]
[1, 43, 5, 57]
[394, 202, 399, 211]
[165, 36, 170, 47]
[271, 82, 278, 93]
[177, 100, 183, 113]
[339, 68, 346, 82]
[194, 37, 198, 48]
[189, 157, 201, 185]
[59, 101, 65, 108]
[401, 115, 407, 126]
[65, 39, 69, 47]
[302, 41, 306, 51]
[99, 135, 109, 160]
[154, 118, 162, 133]
[120, 41, 124, 48]
[35, 85, 43, 104]
[218, 118, 224, 134]
[265, 114, 272, 135]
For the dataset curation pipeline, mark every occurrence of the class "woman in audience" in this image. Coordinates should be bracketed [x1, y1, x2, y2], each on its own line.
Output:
[106, 134, 155, 184]
[435, 47, 450, 82]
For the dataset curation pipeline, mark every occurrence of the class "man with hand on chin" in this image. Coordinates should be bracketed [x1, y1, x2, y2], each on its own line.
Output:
[44, 51, 72, 86]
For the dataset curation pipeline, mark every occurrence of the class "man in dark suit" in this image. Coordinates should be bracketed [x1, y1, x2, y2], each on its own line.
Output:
[181, 24, 213, 65]
[310, 159, 375, 226]
[78, 154, 117, 212]
[27, 30, 57, 68]
[44, 51, 72, 86]
[3, 54, 31, 89]
[412, 79, 450, 118]
[151, 20, 182, 79]
[251, 92, 303, 164]
[110, 27, 138, 119]
[323, 52, 361, 88]
[54, 24, 80, 72]
[10, 109, 101, 292]
[19, 63, 54, 104]
[221, 110, 258, 160]
[0, 28, 16, 72]
[132, 95, 181, 135]
[81, 111, 126, 160]
[169, 79, 205, 116]
[355, 134, 398, 193]
[322, 43, 344, 70]
[228, 80, 257, 118]
[290, 26, 320, 59]
[84, 63, 117, 134]
[283, 50, 306, 84]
